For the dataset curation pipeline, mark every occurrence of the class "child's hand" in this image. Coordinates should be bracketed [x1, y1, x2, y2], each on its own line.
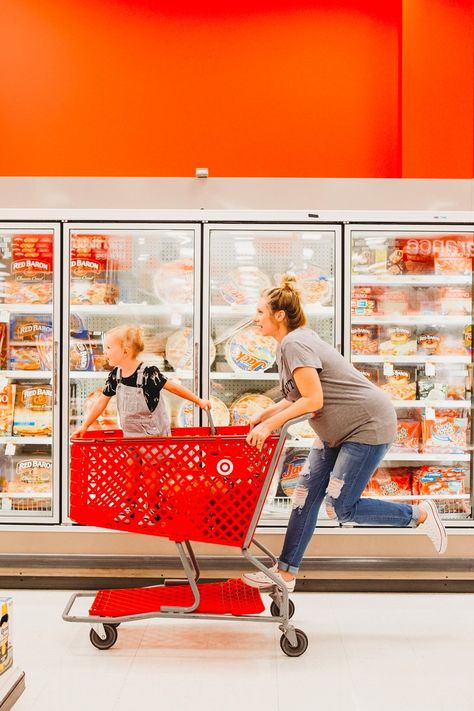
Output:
[198, 398, 212, 411]
[71, 427, 87, 438]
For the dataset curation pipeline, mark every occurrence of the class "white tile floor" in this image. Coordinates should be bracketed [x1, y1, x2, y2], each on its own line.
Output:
[3, 587, 474, 711]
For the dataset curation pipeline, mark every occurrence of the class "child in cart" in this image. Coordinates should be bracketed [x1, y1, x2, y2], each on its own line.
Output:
[72, 324, 211, 438]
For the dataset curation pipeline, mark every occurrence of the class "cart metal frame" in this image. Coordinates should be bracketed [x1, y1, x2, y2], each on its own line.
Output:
[63, 415, 311, 655]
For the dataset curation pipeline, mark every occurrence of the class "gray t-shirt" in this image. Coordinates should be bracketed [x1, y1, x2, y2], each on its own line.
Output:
[277, 327, 397, 448]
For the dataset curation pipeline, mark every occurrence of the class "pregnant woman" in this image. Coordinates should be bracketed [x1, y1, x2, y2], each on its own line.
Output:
[242, 276, 447, 593]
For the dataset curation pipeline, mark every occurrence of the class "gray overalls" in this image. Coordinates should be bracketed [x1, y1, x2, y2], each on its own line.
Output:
[116, 363, 171, 437]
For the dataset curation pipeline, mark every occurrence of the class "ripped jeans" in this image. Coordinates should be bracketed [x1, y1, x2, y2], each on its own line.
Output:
[278, 440, 421, 576]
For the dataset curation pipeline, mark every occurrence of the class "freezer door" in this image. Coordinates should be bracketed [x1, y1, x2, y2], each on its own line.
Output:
[346, 224, 473, 523]
[203, 223, 341, 525]
[0, 223, 60, 523]
[62, 223, 201, 522]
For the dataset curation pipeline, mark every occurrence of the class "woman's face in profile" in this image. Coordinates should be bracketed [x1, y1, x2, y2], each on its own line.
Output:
[254, 298, 277, 338]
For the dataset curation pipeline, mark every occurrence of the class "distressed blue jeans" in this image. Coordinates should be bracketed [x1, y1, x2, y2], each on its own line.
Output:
[278, 440, 420, 576]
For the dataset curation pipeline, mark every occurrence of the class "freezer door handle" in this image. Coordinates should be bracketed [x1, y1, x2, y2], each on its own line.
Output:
[53, 340, 59, 405]
[194, 342, 199, 391]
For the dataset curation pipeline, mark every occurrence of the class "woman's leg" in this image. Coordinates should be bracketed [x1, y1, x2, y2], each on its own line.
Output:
[325, 441, 419, 526]
[277, 442, 339, 576]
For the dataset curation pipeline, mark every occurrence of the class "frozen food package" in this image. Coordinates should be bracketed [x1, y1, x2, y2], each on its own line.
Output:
[389, 237, 434, 275]
[90, 334, 110, 372]
[84, 388, 118, 428]
[380, 367, 417, 400]
[412, 286, 440, 315]
[229, 393, 274, 426]
[391, 419, 421, 452]
[435, 257, 471, 275]
[69, 338, 94, 371]
[9, 346, 42, 371]
[287, 418, 319, 440]
[351, 286, 377, 317]
[165, 328, 216, 371]
[0, 321, 8, 370]
[439, 287, 471, 316]
[421, 415, 467, 454]
[5, 234, 53, 305]
[153, 258, 194, 305]
[351, 239, 388, 274]
[354, 364, 380, 385]
[417, 329, 441, 356]
[6, 452, 52, 511]
[0, 384, 15, 436]
[464, 325, 472, 355]
[364, 467, 412, 497]
[417, 378, 448, 400]
[439, 331, 466, 356]
[278, 450, 308, 497]
[376, 288, 409, 316]
[413, 465, 469, 514]
[225, 325, 276, 372]
[276, 266, 331, 305]
[218, 267, 271, 306]
[379, 327, 417, 356]
[13, 384, 52, 437]
[70, 234, 119, 305]
[177, 396, 230, 428]
[351, 326, 378, 355]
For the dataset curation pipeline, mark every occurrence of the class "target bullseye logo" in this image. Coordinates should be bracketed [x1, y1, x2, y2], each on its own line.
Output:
[216, 458, 233, 476]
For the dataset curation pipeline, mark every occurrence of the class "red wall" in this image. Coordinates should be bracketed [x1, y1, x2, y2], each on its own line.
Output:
[0, 0, 472, 177]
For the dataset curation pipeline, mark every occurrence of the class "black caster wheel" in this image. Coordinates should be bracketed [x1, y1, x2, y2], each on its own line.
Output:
[270, 599, 295, 619]
[280, 629, 308, 657]
[89, 624, 118, 650]
[109, 623, 120, 629]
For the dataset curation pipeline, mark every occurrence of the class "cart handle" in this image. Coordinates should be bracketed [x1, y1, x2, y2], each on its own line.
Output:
[205, 408, 216, 436]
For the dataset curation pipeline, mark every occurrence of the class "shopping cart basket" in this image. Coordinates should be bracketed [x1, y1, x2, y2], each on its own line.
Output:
[63, 414, 309, 657]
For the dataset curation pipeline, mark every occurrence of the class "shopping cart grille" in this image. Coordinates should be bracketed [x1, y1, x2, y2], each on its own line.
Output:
[89, 578, 265, 618]
[70, 426, 282, 547]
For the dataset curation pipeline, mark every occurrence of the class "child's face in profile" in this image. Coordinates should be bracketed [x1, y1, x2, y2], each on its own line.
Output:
[104, 334, 127, 367]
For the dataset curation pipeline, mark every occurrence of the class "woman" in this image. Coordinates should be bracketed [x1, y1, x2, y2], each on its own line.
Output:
[242, 276, 447, 593]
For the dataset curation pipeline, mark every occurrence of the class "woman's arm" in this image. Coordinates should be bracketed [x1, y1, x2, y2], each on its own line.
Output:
[251, 398, 293, 426]
[247, 367, 323, 449]
[72, 394, 111, 437]
[163, 379, 211, 410]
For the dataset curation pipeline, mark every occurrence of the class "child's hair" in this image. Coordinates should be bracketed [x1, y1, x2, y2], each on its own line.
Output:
[106, 325, 144, 358]
[262, 274, 307, 330]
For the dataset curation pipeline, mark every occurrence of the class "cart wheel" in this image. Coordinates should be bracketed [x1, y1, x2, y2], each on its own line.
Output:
[89, 624, 118, 650]
[270, 599, 295, 619]
[280, 629, 308, 657]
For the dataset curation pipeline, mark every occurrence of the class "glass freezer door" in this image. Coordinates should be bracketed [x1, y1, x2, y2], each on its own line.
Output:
[0, 224, 60, 523]
[203, 224, 341, 525]
[63, 224, 201, 520]
[347, 225, 473, 523]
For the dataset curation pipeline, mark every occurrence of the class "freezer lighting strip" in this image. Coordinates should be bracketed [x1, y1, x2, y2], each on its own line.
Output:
[0, 437, 52, 445]
[0, 304, 53, 313]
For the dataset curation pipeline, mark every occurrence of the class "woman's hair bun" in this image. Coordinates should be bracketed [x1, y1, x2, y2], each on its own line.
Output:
[280, 273, 298, 291]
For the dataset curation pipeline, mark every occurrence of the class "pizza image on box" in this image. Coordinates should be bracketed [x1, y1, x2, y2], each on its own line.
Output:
[166, 328, 216, 371]
[225, 326, 276, 372]
[219, 267, 271, 306]
[229, 393, 274, 426]
[177, 396, 230, 428]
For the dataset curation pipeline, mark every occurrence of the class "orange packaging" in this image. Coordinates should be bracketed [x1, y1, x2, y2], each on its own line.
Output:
[392, 420, 421, 452]
[421, 415, 467, 454]
[364, 467, 412, 497]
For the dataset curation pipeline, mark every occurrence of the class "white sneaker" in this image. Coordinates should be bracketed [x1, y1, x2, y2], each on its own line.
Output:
[241, 564, 296, 592]
[418, 500, 447, 554]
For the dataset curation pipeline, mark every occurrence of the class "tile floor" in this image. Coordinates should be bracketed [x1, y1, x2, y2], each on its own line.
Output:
[3, 587, 474, 711]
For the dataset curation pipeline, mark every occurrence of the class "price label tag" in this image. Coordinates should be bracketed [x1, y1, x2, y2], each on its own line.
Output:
[1, 497, 12, 511]
[425, 407, 436, 420]
[425, 362, 436, 377]
[5, 443, 15, 456]
[383, 362, 394, 377]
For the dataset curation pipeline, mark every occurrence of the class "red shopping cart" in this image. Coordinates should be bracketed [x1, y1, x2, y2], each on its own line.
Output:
[62, 414, 309, 657]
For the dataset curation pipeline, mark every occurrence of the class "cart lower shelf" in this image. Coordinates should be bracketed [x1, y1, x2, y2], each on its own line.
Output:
[90, 578, 265, 618]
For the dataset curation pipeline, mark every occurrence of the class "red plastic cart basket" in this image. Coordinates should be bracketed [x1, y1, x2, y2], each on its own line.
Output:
[63, 416, 310, 657]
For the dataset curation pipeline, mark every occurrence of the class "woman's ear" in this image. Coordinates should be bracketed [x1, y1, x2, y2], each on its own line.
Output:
[275, 310, 286, 323]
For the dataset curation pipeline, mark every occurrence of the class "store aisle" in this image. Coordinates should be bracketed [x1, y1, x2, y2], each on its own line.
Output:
[3, 588, 474, 711]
